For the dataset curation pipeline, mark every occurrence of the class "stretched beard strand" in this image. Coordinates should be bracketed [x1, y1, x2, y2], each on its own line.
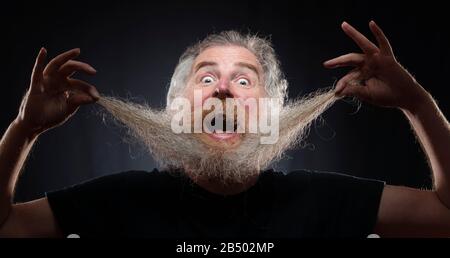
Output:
[97, 88, 337, 185]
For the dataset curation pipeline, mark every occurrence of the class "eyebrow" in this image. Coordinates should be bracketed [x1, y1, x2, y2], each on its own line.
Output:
[193, 61, 217, 73]
[194, 61, 260, 77]
[235, 62, 260, 76]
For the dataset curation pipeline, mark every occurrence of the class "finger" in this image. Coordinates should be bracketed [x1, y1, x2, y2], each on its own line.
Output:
[30, 48, 48, 93]
[323, 53, 365, 68]
[339, 83, 371, 101]
[341, 21, 379, 55]
[59, 60, 97, 78]
[44, 48, 80, 75]
[369, 20, 394, 56]
[335, 70, 361, 95]
[68, 78, 100, 100]
[67, 91, 97, 108]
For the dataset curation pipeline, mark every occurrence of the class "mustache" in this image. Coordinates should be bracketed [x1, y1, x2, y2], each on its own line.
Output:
[96, 87, 337, 184]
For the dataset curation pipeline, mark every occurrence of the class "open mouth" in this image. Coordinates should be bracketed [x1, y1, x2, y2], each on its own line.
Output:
[205, 113, 240, 141]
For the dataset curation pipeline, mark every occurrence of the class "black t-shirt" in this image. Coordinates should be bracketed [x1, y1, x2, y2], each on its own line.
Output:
[46, 169, 385, 238]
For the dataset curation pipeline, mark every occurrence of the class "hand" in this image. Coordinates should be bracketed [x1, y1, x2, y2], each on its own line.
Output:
[16, 48, 99, 136]
[324, 21, 429, 112]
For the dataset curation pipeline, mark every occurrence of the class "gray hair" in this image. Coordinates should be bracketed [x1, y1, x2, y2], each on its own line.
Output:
[166, 31, 288, 107]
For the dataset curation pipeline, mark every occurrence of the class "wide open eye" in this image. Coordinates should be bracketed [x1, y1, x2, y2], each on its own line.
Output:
[201, 76, 215, 85]
[237, 78, 250, 87]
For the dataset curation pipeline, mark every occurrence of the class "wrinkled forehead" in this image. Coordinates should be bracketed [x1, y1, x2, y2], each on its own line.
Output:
[192, 45, 264, 76]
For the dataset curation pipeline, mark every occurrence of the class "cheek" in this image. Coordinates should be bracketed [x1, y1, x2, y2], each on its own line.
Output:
[232, 86, 266, 100]
[200, 87, 216, 103]
[235, 87, 268, 118]
[184, 86, 217, 109]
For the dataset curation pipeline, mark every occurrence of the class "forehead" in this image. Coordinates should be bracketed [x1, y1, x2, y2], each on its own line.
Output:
[193, 45, 262, 71]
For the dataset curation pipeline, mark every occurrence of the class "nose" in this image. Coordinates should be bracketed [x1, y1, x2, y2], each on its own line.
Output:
[213, 80, 233, 99]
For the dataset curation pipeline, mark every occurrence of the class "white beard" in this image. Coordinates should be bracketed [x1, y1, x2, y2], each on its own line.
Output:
[97, 88, 337, 185]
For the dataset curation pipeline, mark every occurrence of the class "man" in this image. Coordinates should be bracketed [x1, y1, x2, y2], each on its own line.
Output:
[0, 21, 449, 237]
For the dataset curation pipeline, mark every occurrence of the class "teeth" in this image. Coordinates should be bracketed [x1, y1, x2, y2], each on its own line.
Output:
[207, 114, 238, 133]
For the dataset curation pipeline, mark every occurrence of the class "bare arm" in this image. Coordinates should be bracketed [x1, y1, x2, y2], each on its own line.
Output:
[0, 48, 99, 237]
[325, 21, 450, 236]
[402, 94, 450, 207]
[374, 93, 450, 237]
[0, 117, 39, 225]
[0, 119, 62, 237]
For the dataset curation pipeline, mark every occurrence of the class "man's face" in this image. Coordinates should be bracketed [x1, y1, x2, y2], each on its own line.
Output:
[183, 45, 267, 148]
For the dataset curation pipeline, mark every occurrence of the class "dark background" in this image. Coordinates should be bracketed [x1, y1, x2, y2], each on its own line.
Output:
[1, 0, 448, 202]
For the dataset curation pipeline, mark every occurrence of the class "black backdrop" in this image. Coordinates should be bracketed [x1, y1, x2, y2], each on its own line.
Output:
[1, 0, 448, 202]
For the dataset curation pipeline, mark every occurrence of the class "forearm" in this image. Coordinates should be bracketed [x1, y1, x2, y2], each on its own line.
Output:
[0, 118, 39, 225]
[402, 90, 450, 207]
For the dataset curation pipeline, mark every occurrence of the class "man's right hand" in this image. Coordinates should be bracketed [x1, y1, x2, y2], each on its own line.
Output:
[0, 48, 99, 237]
[16, 48, 99, 136]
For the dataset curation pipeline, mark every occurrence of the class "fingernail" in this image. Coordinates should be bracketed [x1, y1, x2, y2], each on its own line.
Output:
[334, 86, 341, 94]
[326, 64, 339, 69]
[335, 82, 345, 92]
[335, 87, 347, 97]
[91, 89, 100, 99]
[323, 61, 337, 67]
[334, 90, 344, 98]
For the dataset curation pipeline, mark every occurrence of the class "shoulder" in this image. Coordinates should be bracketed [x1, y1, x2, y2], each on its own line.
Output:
[265, 168, 385, 197]
[44, 168, 181, 236]
[90, 169, 177, 189]
[266, 169, 386, 236]
[270, 169, 385, 186]
[46, 168, 180, 202]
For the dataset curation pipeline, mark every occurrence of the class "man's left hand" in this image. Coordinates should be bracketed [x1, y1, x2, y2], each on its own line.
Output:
[324, 21, 429, 113]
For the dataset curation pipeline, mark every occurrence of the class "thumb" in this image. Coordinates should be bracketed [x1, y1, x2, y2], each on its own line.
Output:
[338, 83, 371, 101]
[66, 90, 97, 110]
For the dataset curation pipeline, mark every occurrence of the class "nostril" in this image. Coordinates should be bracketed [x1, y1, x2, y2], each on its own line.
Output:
[213, 88, 233, 99]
